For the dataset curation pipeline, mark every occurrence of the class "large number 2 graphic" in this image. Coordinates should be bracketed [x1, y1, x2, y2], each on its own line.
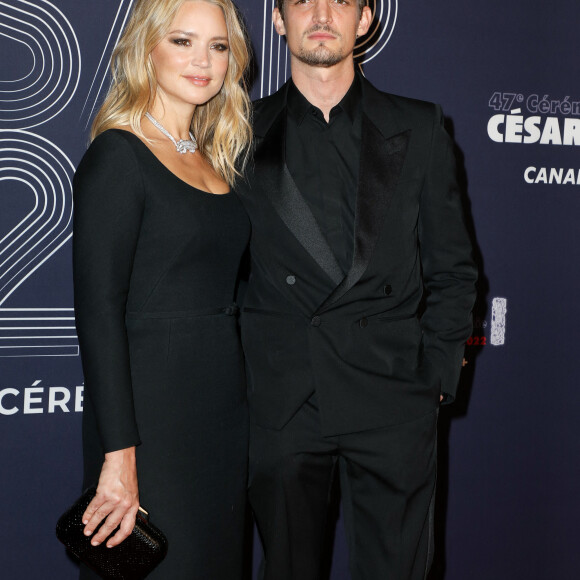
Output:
[0, 0, 133, 357]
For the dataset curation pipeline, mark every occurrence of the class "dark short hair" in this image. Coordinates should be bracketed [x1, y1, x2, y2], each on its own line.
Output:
[275, 0, 368, 17]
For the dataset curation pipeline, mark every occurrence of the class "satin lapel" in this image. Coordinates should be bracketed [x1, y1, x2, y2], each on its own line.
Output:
[254, 110, 344, 286]
[318, 114, 411, 311]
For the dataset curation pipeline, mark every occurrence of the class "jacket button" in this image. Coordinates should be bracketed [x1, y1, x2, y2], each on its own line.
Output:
[384, 284, 392, 296]
[286, 275, 296, 285]
[359, 317, 368, 328]
[311, 316, 321, 327]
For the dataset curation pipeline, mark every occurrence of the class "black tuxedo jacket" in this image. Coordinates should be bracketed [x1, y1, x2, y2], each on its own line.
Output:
[237, 75, 477, 436]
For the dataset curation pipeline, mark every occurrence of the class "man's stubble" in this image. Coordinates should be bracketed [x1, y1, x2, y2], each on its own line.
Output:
[294, 26, 346, 68]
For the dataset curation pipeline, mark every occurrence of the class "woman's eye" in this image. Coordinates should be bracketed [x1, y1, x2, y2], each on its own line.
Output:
[171, 38, 190, 47]
[212, 43, 229, 52]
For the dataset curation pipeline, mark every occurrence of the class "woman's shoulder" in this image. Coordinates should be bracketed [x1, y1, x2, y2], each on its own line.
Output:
[74, 128, 145, 189]
[89, 127, 143, 154]
[78, 129, 144, 170]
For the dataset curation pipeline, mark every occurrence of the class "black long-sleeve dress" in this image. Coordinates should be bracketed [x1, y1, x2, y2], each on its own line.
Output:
[73, 129, 250, 579]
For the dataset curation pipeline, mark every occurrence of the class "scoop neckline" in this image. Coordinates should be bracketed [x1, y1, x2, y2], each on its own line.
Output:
[109, 128, 232, 197]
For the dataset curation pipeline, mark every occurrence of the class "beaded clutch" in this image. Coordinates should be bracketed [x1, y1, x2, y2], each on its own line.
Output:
[56, 487, 168, 579]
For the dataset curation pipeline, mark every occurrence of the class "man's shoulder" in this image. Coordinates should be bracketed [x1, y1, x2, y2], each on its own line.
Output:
[251, 86, 287, 137]
[252, 92, 282, 114]
[363, 78, 441, 123]
[249, 76, 443, 135]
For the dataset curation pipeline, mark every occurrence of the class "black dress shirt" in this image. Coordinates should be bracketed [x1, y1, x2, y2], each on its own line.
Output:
[285, 73, 362, 275]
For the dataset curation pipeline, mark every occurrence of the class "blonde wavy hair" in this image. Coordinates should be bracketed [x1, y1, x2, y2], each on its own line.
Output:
[91, 0, 252, 185]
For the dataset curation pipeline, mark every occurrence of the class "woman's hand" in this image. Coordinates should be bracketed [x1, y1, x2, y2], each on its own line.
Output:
[82, 446, 139, 548]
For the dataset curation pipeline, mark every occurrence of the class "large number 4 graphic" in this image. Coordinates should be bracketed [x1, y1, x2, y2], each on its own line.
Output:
[0, 0, 134, 357]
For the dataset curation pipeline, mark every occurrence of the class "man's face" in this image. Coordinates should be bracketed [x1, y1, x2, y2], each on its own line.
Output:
[273, 0, 371, 69]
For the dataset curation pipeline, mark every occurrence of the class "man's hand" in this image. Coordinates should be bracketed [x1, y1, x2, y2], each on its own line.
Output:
[82, 446, 139, 548]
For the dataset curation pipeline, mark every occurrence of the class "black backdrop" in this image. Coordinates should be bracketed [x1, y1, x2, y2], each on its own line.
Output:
[1, 1, 578, 578]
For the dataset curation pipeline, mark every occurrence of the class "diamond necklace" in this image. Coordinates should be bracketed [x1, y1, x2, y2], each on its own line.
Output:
[145, 112, 198, 154]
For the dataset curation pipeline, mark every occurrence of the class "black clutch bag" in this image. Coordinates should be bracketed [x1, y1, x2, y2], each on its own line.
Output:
[56, 487, 168, 579]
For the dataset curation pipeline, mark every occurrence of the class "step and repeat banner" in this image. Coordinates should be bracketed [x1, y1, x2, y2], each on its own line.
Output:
[1, 1, 578, 578]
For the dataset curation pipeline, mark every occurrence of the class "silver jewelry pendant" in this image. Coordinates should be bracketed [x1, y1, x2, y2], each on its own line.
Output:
[145, 112, 197, 154]
[175, 139, 198, 154]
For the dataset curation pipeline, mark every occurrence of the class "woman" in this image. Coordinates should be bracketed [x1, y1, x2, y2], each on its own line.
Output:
[72, 1, 252, 577]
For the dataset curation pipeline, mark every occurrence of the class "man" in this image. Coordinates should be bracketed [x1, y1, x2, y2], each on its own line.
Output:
[236, 1, 477, 578]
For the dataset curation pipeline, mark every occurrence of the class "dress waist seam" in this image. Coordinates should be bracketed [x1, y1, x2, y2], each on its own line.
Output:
[126, 304, 239, 319]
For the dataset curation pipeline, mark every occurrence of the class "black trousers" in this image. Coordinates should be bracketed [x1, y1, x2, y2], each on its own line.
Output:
[248, 396, 438, 580]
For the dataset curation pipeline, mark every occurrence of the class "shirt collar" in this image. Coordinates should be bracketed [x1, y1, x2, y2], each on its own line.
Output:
[287, 72, 362, 126]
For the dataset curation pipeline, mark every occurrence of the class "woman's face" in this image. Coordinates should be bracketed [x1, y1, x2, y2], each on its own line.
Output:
[151, 1, 230, 111]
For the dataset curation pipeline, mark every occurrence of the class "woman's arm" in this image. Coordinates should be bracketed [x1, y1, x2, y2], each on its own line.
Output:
[73, 130, 145, 543]
[73, 130, 144, 451]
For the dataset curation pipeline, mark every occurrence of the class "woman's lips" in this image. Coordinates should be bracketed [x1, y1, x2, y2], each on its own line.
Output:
[184, 75, 211, 86]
